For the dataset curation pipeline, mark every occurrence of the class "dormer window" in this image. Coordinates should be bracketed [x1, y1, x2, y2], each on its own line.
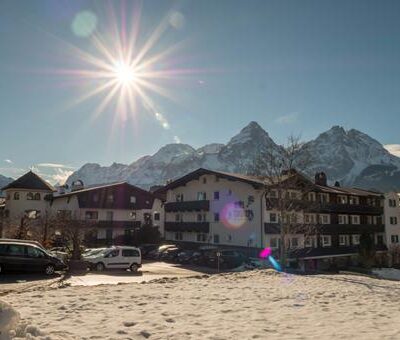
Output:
[26, 192, 34, 200]
[14, 192, 20, 200]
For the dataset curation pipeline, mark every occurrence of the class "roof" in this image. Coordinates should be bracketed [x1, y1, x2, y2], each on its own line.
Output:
[315, 184, 383, 197]
[53, 181, 127, 198]
[158, 168, 266, 192]
[1, 171, 55, 192]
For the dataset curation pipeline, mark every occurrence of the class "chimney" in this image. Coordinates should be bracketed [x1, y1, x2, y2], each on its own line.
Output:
[315, 172, 327, 186]
[334, 181, 341, 187]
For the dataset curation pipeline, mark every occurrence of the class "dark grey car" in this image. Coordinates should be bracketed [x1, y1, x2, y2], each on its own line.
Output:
[0, 242, 67, 275]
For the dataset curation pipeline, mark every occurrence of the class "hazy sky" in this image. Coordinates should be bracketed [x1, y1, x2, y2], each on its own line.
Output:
[1, 0, 400, 183]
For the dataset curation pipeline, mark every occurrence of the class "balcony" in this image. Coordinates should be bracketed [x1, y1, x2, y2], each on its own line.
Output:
[165, 200, 209, 212]
[93, 221, 142, 229]
[264, 223, 385, 234]
[165, 222, 210, 233]
[266, 198, 383, 215]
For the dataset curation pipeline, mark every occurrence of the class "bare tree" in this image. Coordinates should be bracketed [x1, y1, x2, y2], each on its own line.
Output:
[248, 135, 318, 268]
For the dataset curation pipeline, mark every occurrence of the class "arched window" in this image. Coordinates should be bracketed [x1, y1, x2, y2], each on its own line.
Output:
[34, 193, 41, 200]
[26, 192, 34, 200]
[14, 192, 20, 200]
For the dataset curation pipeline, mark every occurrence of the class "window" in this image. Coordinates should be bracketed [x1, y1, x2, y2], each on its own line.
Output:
[130, 211, 136, 220]
[351, 215, 360, 225]
[308, 192, 316, 201]
[26, 246, 45, 258]
[248, 195, 254, 204]
[339, 235, 349, 246]
[214, 191, 219, 200]
[175, 214, 182, 222]
[270, 190, 277, 198]
[197, 233, 207, 242]
[305, 236, 316, 248]
[214, 212, 219, 222]
[213, 234, 220, 244]
[197, 192, 207, 200]
[270, 238, 277, 248]
[130, 196, 136, 204]
[106, 194, 114, 203]
[389, 199, 397, 207]
[93, 193, 99, 202]
[106, 211, 113, 221]
[338, 195, 347, 204]
[270, 213, 277, 223]
[14, 192, 20, 200]
[391, 235, 399, 244]
[197, 213, 206, 222]
[318, 214, 330, 224]
[8, 244, 25, 256]
[390, 217, 398, 225]
[175, 232, 183, 241]
[57, 210, 72, 219]
[202, 177, 207, 184]
[228, 189, 232, 196]
[227, 234, 233, 242]
[338, 215, 348, 224]
[26, 192, 34, 200]
[321, 235, 331, 247]
[154, 212, 160, 221]
[122, 249, 140, 257]
[215, 176, 219, 182]
[352, 235, 360, 245]
[319, 193, 329, 203]
[105, 249, 119, 258]
[291, 238, 298, 247]
[290, 191, 298, 199]
[377, 235, 384, 245]
[349, 196, 359, 205]
[175, 194, 184, 202]
[34, 193, 41, 200]
[85, 211, 98, 220]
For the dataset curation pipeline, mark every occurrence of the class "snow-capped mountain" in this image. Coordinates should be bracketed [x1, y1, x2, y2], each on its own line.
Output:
[67, 122, 400, 191]
[300, 126, 400, 191]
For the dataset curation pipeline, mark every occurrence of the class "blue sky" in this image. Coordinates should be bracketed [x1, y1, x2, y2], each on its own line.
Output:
[1, 0, 400, 183]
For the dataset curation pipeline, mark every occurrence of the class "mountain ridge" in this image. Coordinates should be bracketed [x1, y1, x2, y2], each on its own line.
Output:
[66, 122, 400, 192]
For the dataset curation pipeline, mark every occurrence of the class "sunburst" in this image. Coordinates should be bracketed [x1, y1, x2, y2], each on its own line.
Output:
[51, 3, 194, 134]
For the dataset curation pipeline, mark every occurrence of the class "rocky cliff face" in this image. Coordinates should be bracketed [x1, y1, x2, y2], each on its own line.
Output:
[67, 122, 400, 192]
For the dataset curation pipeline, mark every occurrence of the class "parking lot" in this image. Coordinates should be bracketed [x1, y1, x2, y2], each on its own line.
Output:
[0, 261, 214, 296]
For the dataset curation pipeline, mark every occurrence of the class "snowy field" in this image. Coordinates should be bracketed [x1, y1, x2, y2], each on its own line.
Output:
[2, 270, 400, 340]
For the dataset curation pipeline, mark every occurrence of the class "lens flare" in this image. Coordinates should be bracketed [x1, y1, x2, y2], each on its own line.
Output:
[259, 247, 282, 272]
[220, 202, 246, 229]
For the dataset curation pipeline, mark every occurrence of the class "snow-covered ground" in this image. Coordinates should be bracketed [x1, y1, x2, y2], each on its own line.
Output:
[372, 267, 400, 281]
[3, 270, 400, 339]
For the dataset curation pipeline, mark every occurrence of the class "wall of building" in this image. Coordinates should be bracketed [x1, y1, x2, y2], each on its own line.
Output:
[165, 173, 265, 248]
[384, 192, 400, 248]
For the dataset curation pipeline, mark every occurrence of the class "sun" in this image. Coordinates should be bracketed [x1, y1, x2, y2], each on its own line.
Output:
[113, 61, 137, 86]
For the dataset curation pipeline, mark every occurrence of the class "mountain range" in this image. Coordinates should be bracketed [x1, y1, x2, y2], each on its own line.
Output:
[65, 122, 400, 192]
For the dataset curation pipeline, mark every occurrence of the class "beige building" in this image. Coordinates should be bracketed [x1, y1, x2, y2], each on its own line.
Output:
[1, 172, 164, 245]
[2, 171, 55, 230]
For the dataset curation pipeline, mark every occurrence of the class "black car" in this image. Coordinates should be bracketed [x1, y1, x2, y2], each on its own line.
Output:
[0, 241, 67, 275]
[205, 250, 246, 269]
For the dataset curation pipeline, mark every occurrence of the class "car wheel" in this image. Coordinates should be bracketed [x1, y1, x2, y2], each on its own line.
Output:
[96, 262, 105, 271]
[130, 264, 139, 273]
[45, 264, 55, 275]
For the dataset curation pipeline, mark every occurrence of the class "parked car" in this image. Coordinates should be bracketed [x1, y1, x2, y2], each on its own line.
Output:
[139, 244, 159, 257]
[85, 246, 142, 272]
[176, 250, 196, 264]
[146, 244, 176, 260]
[82, 248, 107, 258]
[49, 247, 69, 262]
[205, 250, 246, 269]
[0, 240, 67, 275]
[160, 247, 181, 262]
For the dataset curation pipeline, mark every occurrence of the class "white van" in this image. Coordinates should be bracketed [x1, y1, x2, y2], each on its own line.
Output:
[85, 246, 142, 272]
